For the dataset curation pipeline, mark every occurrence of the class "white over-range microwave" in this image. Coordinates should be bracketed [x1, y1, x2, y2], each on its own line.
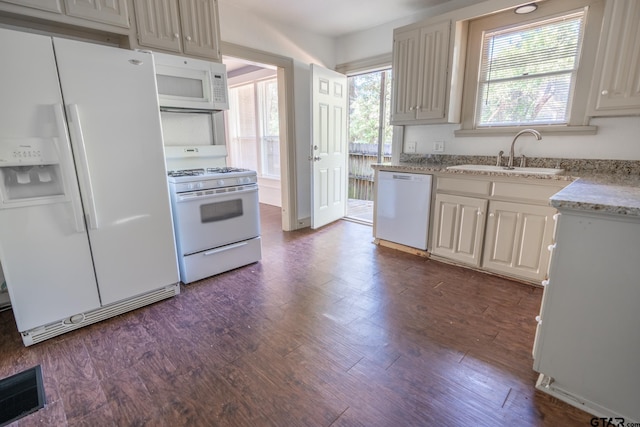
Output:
[153, 52, 229, 111]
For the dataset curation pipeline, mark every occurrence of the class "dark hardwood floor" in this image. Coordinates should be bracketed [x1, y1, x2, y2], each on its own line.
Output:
[0, 204, 593, 426]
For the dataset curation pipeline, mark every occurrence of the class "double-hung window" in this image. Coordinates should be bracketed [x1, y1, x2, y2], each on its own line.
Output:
[459, 0, 604, 134]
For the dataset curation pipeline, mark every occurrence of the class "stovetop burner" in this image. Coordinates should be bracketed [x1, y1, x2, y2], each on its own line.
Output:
[167, 167, 252, 178]
[206, 167, 251, 174]
[167, 169, 205, 178]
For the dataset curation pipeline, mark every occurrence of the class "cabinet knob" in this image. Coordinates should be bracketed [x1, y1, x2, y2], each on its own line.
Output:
[535, 315, 542, 324]
[186, 36, 192, 41]
[547, 243, 556, 251]
[477, 211, 483, 216]
[541, 279, 550, 287]
[601, 89, 609, 96]
[489, 212, 495, 217]
[174, 33, 179, 39]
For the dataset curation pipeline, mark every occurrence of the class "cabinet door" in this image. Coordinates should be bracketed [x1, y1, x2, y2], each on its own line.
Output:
[482, 201, 556, 282]
[592, 0, 640, 114]
[134, 0, 182, 53]
[391, 28, 420, 122]
[431, 193, 487, 267]
[64, 0, 129, 27]
[415, 21, 450, 120]
[179, 0, 221, 60]
[391, 21, 450, 124]
[1, 0, 62, 13]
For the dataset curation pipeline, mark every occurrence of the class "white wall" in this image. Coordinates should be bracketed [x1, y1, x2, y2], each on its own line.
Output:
[403, 117, 640, 160]
[335, 0, 481, 65]
[218, 2, 336, 221]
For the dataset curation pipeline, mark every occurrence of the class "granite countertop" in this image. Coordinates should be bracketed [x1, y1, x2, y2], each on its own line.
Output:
[373, 155, 640, 218]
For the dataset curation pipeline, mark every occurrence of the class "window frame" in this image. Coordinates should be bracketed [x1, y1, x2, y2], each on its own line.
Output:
[457, 0, 604, 136]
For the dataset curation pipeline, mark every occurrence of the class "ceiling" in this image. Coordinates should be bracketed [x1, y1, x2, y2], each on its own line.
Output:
[218, 0, 461, 38]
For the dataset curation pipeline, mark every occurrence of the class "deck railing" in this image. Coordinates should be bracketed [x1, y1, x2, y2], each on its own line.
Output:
[349, 143, 391, 201]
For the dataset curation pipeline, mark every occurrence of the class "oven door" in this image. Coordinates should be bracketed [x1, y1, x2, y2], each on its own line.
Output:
[173, 184, 260, 255]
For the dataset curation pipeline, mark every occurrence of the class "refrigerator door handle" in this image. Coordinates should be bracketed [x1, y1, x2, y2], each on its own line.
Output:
[53, 104, 85, 233]
[66, 104, 99, 230]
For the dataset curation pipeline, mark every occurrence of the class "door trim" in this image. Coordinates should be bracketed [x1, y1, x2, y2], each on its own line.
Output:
[220, 41, 298, 231]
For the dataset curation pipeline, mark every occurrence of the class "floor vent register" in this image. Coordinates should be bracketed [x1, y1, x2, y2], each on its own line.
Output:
[0, 365, 45, 426]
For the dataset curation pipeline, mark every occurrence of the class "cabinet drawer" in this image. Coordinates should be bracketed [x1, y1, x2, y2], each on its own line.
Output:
[436, 177, 491, 196]
[491, 181, 563, 202]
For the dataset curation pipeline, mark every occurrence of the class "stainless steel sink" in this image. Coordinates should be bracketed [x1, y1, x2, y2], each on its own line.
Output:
[446, 164, 564, 176]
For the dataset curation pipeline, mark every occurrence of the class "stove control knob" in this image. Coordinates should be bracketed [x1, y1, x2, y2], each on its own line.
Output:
[197, 182, 204, 189]
[187, 183, 195, 190]
[217, 179, 225, 186]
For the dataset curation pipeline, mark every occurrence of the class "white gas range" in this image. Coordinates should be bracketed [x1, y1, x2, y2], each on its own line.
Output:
[167, 167, 262, 284]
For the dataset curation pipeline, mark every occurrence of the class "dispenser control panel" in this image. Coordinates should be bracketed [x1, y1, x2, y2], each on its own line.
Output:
[0, 138, 59, 166]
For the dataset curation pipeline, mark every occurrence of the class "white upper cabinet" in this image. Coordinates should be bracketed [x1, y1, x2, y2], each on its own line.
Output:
[133, 0, 221, 61]
[0, 0, 129, 29]
[179, 0, 220, 59]
[134, 0, 181, 52]
[391, 21, 451, 124]
[64, 0, 129, 27]
[590, 0, 640, 115]
[1, 0, 63, 13]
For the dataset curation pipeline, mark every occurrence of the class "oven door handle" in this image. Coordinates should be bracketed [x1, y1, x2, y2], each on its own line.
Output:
[176, 185, 258, 203]
[203, 241, 248, 256]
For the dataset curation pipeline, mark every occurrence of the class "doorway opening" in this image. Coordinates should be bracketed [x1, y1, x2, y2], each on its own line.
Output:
[220, 42, 296, 231]
[346, 68, 393, 224]
[224, 60, 281, 208]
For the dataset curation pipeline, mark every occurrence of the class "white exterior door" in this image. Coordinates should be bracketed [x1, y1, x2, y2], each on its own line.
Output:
[311, 64, 348, 229]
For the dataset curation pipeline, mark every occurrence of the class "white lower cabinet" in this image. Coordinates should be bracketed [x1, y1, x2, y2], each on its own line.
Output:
[430, 175, 566, 283]
[533, 210, 640, 422]
[482, 201, 556, 282]
[431, 193, 487, 266]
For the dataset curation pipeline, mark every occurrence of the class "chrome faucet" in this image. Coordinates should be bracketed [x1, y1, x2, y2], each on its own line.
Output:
[506, 129, 541, 169]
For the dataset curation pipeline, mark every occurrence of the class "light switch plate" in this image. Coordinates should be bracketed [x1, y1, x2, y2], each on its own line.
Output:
[406, 141, 417, 153]
[434, 141, 445, 152]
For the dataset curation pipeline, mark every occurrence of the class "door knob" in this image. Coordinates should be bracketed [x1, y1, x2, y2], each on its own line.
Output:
[313, 156, 321, 161]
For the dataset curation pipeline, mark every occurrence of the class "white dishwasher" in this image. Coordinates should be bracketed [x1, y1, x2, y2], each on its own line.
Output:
[375, 171, 432, 250]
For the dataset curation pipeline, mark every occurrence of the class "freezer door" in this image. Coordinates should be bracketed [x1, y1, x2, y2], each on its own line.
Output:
[52, 38, 179, 304]
[0, 29, 101, 331]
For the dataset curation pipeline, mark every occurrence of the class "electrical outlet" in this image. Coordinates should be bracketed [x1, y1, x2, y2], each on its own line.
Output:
[433, 141, 445, 152]
[406, 141, 417, 153]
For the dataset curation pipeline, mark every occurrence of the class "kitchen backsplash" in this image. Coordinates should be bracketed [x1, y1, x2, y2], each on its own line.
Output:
[399, 154, 640, 175]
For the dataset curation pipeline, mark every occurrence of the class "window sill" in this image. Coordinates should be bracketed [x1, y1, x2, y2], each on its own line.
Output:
[454, 125, 598, 137]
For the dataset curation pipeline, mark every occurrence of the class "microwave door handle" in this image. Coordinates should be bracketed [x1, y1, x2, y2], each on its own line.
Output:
[67, 104, 99, 230]
[53, 104, 85, 233]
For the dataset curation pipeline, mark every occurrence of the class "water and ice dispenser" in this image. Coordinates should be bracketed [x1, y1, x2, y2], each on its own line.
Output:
[0, 138, 65, 206]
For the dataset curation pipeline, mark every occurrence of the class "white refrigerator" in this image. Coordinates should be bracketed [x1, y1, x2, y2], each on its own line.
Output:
[0, 28, 180, 345]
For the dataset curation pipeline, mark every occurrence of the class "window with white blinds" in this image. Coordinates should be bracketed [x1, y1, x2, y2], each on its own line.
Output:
[476, 11, 585, 127]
